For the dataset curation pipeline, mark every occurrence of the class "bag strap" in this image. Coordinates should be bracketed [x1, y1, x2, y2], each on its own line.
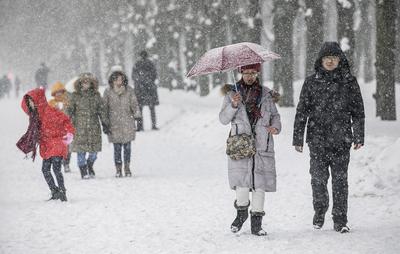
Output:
[229, 124, 239, 137]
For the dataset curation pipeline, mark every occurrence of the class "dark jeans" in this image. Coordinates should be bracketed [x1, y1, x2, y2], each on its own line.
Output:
[113, 142, 131, 165]
[42, 156, 65, 191]
[137, 105, 157, 130]
[309, 145, 350, 225]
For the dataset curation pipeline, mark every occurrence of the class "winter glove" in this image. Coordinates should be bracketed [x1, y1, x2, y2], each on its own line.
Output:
[270, 90, 281, 103]
[62, 133, 74, 145]
[102, 124, 111, 135]
[295, 146, 303, 153]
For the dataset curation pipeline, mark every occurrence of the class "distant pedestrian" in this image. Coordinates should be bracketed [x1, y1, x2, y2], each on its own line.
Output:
[35, 62, 50, 89]
[131, 50, 159, 131]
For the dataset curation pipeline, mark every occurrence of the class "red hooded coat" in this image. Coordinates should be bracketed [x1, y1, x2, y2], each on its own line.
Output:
[21, 88, 75, 160]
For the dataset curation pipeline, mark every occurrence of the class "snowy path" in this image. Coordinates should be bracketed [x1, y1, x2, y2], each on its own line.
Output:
[0, 85, 399, 254]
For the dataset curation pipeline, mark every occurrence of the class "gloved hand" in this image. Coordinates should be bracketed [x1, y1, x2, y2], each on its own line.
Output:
[102, 124, 111, 135]
[295, 146, 303, 153]
[62, 133, 74, 145]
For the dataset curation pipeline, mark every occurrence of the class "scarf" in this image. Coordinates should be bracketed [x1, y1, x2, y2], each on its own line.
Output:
[238, 79, 262, 127]
[16, 110, 41, 161]
[113, 85, 125, 95]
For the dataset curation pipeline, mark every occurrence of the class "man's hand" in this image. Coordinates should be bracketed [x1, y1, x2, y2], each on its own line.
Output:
[353, 144, 363, 150]
[231, 92, 241, 108]
[295, 146, 303, 153]
[267, 127, 278, 135]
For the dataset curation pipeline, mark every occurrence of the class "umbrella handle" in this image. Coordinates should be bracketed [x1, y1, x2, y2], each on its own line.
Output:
[231, 71, 238, 92]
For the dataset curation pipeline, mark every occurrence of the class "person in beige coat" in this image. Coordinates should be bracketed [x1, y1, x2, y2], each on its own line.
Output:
[103, 71, 141, 177]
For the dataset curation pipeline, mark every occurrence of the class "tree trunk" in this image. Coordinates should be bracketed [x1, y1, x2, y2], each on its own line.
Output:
[304, 0, 324, 77]
[272, 0, 298, 107]
[375, 0, 397, 120]
[337, 0, 356, 74]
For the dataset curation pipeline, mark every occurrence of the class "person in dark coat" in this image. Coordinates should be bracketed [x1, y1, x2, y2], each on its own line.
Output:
[35, 62, 50, 89]
[131, 50, 159, 131]
[293, 42, 365, 233]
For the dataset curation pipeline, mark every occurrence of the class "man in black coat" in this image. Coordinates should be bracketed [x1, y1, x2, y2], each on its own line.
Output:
[35, 62, 50, 90]
[132, 50, 159, 131]
[293, 42, 365, 233]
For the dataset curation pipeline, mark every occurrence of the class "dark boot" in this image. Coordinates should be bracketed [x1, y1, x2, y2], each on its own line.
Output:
[334, 223, 350, 233]
[115, 164, 123, 178]
[124, 162, 132, 177]
[231, 200, 250, 233]
[79, 165, 89, 179]
[313, 210, 326, 229]
[87, 160, 95, 178]
[57, 188, 68, 202]
[250, 211, 267, 236]
[136, 118, 143, 131]
[48, 187, 60, 200]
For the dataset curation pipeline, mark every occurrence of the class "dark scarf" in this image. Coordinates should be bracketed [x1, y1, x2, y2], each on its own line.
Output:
[238, 79, 262, 127]
[16, 109, 41, 161]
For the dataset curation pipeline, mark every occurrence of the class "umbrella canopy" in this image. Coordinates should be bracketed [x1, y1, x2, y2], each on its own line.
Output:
[186, 42, 280, 78]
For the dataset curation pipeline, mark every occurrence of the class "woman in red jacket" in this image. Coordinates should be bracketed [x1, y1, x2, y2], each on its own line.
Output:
[20, 88, 75, 201]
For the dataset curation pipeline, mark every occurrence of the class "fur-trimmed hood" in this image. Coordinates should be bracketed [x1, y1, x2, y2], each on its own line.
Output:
[73, 72, 99, 93]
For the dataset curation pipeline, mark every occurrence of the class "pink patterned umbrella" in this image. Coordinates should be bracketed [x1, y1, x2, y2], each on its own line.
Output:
[186, 42, 281, 78]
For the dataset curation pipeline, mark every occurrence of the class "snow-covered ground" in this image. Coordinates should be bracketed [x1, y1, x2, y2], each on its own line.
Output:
[0, 81, 399, 254]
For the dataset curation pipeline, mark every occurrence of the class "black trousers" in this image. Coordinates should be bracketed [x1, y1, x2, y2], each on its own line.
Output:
[309, 145, 350, 225]
[113, 142, 131, 165]
[42, 156, 65, 191]
[137, 105, 157, 129]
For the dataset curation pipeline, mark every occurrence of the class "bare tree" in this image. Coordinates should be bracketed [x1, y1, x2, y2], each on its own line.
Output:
[272, 0, 299, 107]
[304, 0, 324, 76]
[336, 0, 355, 73]
[375, 0, 397, 120]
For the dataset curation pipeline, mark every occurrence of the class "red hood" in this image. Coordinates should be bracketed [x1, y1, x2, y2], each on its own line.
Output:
[21, 88, 48, 115]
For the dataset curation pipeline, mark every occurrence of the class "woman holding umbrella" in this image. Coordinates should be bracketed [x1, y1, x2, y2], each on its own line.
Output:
[187, 42, 281, 236]
[219, 63, 281, 236]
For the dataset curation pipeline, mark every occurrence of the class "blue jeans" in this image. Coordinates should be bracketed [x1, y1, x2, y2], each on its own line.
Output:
[77, 152, 97, 167]
[113, 142, 131, 165]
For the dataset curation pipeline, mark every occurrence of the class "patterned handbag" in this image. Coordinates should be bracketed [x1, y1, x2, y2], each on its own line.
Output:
[226, 124, 256, 160]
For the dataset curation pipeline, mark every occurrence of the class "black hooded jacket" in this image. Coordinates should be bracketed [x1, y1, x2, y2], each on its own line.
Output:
[293, 42, 365, 147]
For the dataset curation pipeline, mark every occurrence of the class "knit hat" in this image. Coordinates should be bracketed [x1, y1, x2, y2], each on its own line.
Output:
[50, 81, 66, 96]
[238, 63, 261, 73]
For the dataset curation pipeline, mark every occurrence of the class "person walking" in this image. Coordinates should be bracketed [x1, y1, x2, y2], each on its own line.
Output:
[35, 62, 50, 89]
[293, 42, 365, 233]
[66, 73, 110, 179]
[131, 50, 159, 131]
[104, 71, 141, 177]
[49, 81, 72, 173]
[17, 88, 75, 201]
[219, 63, 281, 236]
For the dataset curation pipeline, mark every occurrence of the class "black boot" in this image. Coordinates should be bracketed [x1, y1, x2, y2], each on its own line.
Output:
[115, 164, 123, 178]
[87, 160, 95, 178]
[313, 210, 326, 229]
[57, 188, 68, 202]
[250, 211, 267, 236]
[231, 200, 250, 233]
[79, 165, 89, 179]
[334, 223, 350, 233]
[48, 187, 60, 200]
[124, 162, 132, 177]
